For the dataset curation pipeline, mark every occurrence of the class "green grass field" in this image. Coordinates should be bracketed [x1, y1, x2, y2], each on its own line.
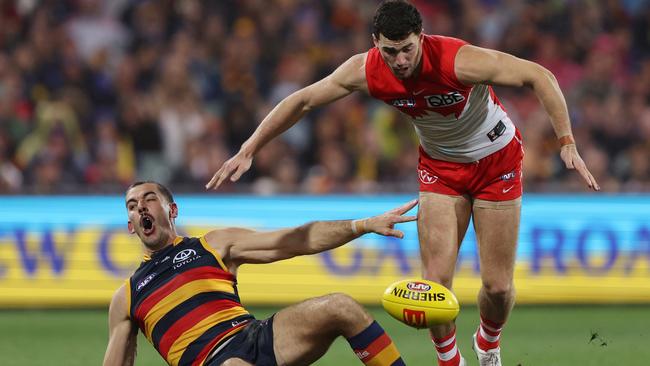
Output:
[1, 305, 648, 366]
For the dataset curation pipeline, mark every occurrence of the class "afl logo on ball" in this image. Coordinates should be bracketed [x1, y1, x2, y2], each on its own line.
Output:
[173, 249, 196, 264]
[407, 282, 432, 292]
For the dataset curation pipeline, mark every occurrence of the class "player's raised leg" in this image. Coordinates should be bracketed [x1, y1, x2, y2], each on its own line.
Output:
[470, 198, 521, 366]
[418, 192, 472, 366]
[271, 293, 405, 366]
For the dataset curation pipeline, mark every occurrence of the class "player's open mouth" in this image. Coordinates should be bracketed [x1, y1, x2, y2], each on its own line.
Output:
[141, 215, 154, 235]
[393, 67, 409, 76]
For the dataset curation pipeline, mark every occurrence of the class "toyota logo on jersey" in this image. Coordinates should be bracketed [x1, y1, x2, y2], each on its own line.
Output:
[173, 249, 196, 264]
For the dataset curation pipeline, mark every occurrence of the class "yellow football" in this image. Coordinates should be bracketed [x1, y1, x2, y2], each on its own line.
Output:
[381, 279, 459, 329]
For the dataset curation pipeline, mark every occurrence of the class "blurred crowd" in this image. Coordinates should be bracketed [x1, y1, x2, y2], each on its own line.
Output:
[0, 0, 649, 194]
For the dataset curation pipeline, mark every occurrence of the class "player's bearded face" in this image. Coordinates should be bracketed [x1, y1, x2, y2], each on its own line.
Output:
[125, 184, 177, 248]
[375, 33, 422, 79]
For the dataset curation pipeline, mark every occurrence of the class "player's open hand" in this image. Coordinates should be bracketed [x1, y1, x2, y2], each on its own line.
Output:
[206, 151, 253, 190]
[560, 144, 600, 191]
[363, 199, 418, 238]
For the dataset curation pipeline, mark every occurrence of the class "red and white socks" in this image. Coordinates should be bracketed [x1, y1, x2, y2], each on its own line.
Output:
[432, 328, 463, 366]
[432, 316, 505, 365]
[475, 315, 504, 351]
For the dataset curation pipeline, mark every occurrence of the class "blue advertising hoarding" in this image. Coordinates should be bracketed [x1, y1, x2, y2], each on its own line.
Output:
[0, 194, 648, 306]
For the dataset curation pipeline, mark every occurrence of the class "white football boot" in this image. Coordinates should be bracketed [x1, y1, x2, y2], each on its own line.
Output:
[472, 332, 502, 366]
[459, 356, 467, 366]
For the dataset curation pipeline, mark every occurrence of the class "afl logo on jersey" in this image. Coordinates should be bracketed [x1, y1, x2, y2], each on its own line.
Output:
[136, 273, 157, 292]
[173, 249, 196, 264]
[425, 92, 465, 108]
[391, 98, 416, 107]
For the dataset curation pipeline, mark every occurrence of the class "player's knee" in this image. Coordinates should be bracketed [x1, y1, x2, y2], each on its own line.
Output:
[482, 280, 514, 300]
[323, 293, 370, 325]
[325, 293, 363, 313]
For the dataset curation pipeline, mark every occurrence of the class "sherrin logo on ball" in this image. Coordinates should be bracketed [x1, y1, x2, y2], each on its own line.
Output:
[381, 279, 459, 329]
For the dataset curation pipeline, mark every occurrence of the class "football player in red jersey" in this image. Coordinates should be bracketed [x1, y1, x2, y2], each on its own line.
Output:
[206, 1, 599, 365]
[104, 181, 416, 366]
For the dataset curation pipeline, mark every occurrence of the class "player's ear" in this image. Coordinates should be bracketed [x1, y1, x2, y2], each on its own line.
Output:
[169, 202, 178, 219]
[128, 221, 135, 234]
[372, 34, 379, 47]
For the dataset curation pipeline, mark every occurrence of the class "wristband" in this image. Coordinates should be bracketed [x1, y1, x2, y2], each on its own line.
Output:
[351, 219, 366, 235]
[558, 135, 575, 147]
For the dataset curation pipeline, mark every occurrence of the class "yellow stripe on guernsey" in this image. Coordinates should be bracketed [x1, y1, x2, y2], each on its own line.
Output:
[366, 344, 401, 366]
[142, 279, 235, 339]
[143, 237, 184, 261]
[124, 279, 131, 315]
[166, 307, 249, 366]
[199, 236, 229, 271]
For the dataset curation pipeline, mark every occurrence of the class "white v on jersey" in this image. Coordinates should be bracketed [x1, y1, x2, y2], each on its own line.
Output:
[411, 84, 514, 163]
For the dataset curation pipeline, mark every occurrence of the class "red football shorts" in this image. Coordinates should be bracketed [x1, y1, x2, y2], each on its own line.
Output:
[417, 130, 524, 201]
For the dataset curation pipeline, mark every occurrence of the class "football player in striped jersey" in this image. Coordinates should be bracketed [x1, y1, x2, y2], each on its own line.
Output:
[103, 180, 417, 366]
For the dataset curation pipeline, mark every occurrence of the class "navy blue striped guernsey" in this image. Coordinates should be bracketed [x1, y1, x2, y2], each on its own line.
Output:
[126, 236, 254, 366]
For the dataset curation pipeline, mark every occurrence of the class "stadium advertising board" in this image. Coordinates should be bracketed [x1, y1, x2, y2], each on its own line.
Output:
[0, 195, 648, 307]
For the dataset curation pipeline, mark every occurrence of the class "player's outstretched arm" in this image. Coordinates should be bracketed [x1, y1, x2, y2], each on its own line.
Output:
[455, 45, 600, 191]
[205, 53, 368, 190]
[205, 199, 417, 270]
[103, 285, 138, 366]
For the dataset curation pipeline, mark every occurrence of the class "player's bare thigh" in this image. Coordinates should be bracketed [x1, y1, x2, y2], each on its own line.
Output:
[271, 293, 370, 366]
[472, 197, 521, 284]
[220, 358, 252, 366]
[418, 192, 472, 285]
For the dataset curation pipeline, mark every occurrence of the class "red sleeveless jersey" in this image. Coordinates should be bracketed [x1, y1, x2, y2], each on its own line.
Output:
[365, 34, 514, 163]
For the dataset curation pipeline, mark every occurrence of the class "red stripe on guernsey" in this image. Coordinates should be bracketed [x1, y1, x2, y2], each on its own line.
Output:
[356, 333, 392, 362]
[135, 266, 234, 327]
[488, 86, 506, 111]
[158, 299, 240, 359]
[191, 322, 248, 366]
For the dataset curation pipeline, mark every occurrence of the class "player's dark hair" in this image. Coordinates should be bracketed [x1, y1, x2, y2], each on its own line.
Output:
[127, 181, 175, 203]
[373, 0, 422, 40]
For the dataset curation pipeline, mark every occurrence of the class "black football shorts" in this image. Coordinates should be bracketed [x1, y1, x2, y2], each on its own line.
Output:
[205, 316, 277, 366]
